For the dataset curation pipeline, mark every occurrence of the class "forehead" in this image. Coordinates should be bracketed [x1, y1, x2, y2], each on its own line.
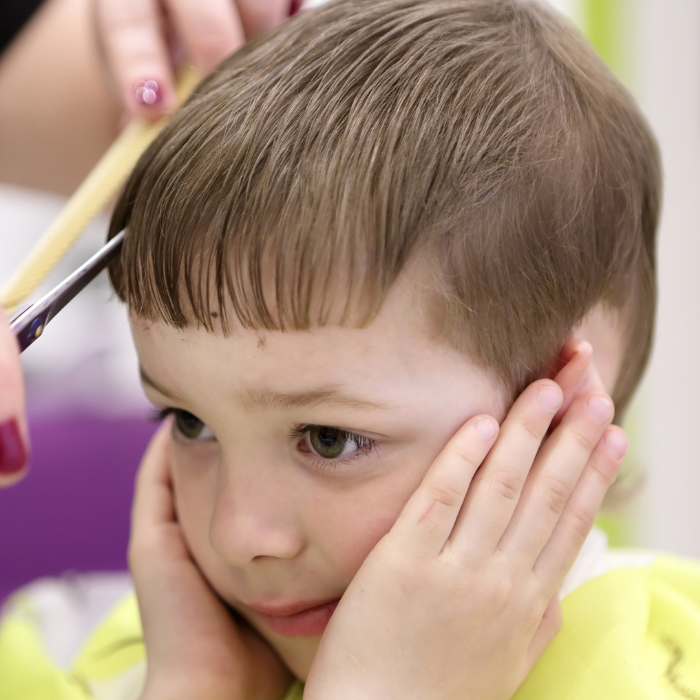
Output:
[130, 273, 507, 419]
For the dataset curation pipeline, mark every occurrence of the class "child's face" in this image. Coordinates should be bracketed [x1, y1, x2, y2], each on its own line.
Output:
[130, 275, 508, 679]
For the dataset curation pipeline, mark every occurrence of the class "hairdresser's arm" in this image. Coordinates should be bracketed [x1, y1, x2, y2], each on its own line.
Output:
[0, 0, 121, 196]
[0, 309, 29, 484]
[94, 0, 297, 120]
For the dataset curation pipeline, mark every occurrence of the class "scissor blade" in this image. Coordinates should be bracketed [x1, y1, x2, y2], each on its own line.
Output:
[10, 230, 125, 353]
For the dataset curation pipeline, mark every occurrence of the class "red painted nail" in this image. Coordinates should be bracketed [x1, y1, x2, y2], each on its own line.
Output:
[0, 419, 28, 475]
[134, 79, 162, 106]
[290, 0, 302, 15]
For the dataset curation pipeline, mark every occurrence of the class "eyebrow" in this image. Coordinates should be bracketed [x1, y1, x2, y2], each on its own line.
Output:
[139, 367, 392, 412]
[139, 366, 182, 401]
[241, 387, 392, 412]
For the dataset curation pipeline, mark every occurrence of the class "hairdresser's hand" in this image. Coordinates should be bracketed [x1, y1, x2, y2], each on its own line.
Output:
[131, 424, 292, 700]
[94, 0, 299, 120]
[0, 307, 29, 485]
[304, 341, 626, 700]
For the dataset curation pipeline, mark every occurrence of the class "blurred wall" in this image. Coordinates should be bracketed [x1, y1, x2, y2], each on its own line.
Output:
[641, 0, 700, 558]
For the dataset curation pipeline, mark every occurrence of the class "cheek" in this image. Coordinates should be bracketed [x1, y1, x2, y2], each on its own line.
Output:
[308, 454, 430, 580]
[170, 445, 218, 554]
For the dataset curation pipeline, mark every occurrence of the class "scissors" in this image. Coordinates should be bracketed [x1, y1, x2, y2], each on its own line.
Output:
[9, 231, 125, 353]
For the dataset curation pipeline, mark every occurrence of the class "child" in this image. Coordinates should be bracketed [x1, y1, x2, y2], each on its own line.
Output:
[2, 0, 699, 698]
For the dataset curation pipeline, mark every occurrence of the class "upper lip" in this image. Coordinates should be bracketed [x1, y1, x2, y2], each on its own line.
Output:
[244, 597, 340, 617]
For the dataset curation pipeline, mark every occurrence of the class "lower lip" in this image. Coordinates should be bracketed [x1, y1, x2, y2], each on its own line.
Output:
[255, 600, 340, 637]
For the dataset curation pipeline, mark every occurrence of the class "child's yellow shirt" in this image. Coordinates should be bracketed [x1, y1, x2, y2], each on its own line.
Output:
[1, 530, 699, 700]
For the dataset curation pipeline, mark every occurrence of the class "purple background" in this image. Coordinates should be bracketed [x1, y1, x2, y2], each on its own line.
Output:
[0, 413, 157, 603]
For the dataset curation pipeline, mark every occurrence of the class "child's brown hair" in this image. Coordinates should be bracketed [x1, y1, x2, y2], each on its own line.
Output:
[108, 0, 661, 417]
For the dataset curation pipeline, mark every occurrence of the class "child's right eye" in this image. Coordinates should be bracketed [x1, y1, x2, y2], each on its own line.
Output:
[155, 408, 216, 441]
[174, 410, 215, 440]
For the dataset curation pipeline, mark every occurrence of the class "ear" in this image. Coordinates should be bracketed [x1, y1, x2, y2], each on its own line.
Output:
[549, 338, 608, 429]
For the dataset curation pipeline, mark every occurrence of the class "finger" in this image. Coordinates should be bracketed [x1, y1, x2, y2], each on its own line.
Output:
[551, 339, 606, 429]
[498, 391, 614, 561]
[521, 593, 563, 685]
[166, 0, 244, 77]
[550, 339, 592, 429]
[96, 0, 175, 119]
[449, 380, 562, 559]
[236, 0, 296, 38]
[533, 425, 626, 587]
[392, 415, 499, 558]
[0, 307, 29, 484]
[130, 422, 175, 536]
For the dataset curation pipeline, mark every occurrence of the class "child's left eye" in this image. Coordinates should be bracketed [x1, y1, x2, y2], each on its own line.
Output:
[294, 425, 373, 462]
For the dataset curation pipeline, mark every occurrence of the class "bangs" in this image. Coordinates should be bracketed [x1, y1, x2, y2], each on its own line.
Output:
[108, 142, 422, 334]
[109, 162, 407, 334]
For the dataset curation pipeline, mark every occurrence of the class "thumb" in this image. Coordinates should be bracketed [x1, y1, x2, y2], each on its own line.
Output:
[130, 422, 175, 541]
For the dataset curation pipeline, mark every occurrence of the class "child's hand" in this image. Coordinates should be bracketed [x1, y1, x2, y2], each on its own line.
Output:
[304, 341, 626, 700]
[130, 423, 292, 700]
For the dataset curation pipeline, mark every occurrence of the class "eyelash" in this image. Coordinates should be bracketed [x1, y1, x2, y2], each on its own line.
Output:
[151, 409, 375, 470]
[151, 407, 176, 424]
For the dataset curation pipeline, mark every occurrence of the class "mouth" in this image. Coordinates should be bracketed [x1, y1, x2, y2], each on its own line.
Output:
[246, 597, 341, 637]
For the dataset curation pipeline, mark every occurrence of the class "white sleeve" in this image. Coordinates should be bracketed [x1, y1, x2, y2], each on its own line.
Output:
[559, 526, 657, 600]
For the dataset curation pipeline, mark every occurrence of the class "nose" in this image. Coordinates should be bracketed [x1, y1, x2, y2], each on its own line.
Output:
[208, 453, 306, 566]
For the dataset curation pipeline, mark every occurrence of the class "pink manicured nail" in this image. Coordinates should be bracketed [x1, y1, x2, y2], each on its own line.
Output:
[134, 79, 162, 106]
[477, 417, 498, 441]
[604, 429, 628, 460]
[290, 0, 302, 15]
[0, 419, 28, 475]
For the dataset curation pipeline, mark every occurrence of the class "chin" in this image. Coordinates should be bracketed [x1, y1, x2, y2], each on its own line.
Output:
[256, 623, 321, 681]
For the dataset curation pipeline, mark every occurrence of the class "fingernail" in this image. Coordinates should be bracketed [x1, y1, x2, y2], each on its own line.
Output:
[477, 417, 498, 441]
[537, 385, 562, 412]
[290, 0, 302, 15]
[574, 340, 592, 360]
[604, 429, 628, 460]
[587, 395, 613, 424]
[134, 79, 162, 106]
[0, 419, 28, 475]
